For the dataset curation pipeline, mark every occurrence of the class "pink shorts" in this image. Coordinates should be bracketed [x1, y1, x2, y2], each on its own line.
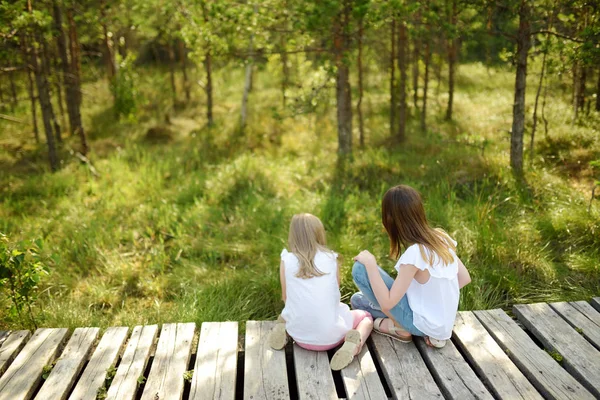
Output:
[295, 310, 373, 351]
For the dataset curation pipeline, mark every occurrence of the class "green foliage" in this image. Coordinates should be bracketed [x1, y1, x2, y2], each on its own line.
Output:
[547, 349, 563, 363]
[0, 233, 49, 329]
[110, 55, 138, 120]
[183, 370, 194, 382]
[42, 363, 54, 380]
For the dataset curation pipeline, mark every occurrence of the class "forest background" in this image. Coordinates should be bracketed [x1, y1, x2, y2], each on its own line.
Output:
[0, 0, 599, 330]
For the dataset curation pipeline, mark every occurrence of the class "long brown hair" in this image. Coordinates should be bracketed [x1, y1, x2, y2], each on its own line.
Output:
[382, 185, 455, 266]
[288, 213, 331, 278]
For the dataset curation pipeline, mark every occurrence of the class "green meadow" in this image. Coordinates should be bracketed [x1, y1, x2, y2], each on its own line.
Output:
[1, 61, 599, 330]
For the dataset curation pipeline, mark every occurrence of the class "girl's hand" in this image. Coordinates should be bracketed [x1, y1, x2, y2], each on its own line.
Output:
[354, 250, 377, 269]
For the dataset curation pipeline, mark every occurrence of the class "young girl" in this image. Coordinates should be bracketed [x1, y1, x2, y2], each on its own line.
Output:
[269, 213, 374, 370]
[352, 185, 471, 348]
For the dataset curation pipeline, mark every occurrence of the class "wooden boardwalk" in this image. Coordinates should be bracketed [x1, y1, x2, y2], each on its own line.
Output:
[0, 298, 599, 400]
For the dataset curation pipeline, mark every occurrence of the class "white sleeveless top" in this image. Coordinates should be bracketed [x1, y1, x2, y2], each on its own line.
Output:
[394, 239, 459, 340]
[281, 249, 354, 345]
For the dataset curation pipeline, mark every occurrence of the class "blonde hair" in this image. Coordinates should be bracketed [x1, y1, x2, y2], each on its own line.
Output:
[288, 213, 331, 279]
[382, 185, 456, 266]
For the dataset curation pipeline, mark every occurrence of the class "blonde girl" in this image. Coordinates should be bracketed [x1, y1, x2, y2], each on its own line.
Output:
[352, 185, 471, 348]
[269, 213, 374, 370]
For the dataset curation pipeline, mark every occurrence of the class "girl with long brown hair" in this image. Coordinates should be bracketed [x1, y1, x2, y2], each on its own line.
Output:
[352, 185, 471, 348]
[269, 213, 374, 370]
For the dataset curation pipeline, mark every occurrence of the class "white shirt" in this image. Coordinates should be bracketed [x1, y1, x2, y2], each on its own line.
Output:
[395, 240, 460, 340]
[281, 249, 354, 345]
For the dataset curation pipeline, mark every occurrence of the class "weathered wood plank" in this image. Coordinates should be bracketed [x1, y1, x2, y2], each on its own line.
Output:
[0, 328, 68, 400]
[0, 332, 10, 348]
[453, 311, 542, 400]
[69, 326, 129, 400]
[244, 321, 289, 400]
[550, 301, 600, 350]
[370, 333, 442, 399]
[293, 344, 336, 400]
[475, 309, 594, 400]
[0, 331, 30, 377]
[35, 328, 100, 400]
[514, 303, 600, 398]
[106, 325, 158, 400]
[414, 336, 493, 400]
[591, 297, 600, 312]
[141, 322, 195, 400]
[340, 344, 387, 400]
[190, 322, 238, 400]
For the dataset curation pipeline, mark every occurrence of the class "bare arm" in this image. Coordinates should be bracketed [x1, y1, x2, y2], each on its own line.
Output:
[355, 250, 418, 312]
[457, 258, 471, 289]
[279, 259, 286, 302]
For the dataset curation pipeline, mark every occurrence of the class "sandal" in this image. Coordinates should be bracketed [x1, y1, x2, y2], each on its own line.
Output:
[425, 336, 446, 348]
[269, 315, 288, 350]
[330, 330, 361, 371]
[373, 318, 412, 343]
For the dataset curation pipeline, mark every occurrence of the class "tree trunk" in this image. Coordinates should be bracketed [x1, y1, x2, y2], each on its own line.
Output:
[100, 0, 117, 81]
[596, 66, 600, 111]
[67, 7, 88, 154]
[334, 1, 352, 155]
[280, 32, 289, 107]
[530, 50, 547, 166]
[168, 42, 177, 107]
[572, 62, 578, 120]
[241, 31, 255, 129]
[445, 0, 458, 121]
[357, 17, 365, 147]
[30, 30, 59, 171]
[421, 37, 430, 133]
[412, 37, 420, 111]
[179, 40, 190, 102]
[0, 72, 4, 104]
[9, 71, 17, 111]
[54, 0, 76, 135]
[41, 35, 62, 143]
[510, 0, 531, 175]
[22, 35, 40, 143]
[577, 66, 586, 113]
[390, 19, 397, 137]
[397, 22, 408, 141]
[53, 55, 66, 128]
[201, 3, 214, 126]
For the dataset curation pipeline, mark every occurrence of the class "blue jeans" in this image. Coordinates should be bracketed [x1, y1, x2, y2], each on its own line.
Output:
[351, 261, 424, 336]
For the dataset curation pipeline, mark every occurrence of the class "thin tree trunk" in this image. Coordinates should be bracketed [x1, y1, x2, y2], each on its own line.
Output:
[179, 40, 190, 102]
[421, 37, 430, 133]
[412, 37, 420, 111]
[510, 0, 531, 175]
[334, 1, 352, 155]
[572, 62, 578, 120]
[22, 35, 40, 143]
[241, 5, 257, 129]
[397, 22, 408, 141]
[100, 0, 116, 80]
[9, 71, 17, 111]
[357, 17, 365, 147]
[201, 3, 214, 126]
[390, 19, 397, 137]
[280, 35, 289, 107]
[542, 70, 549, 137]
[445, 0, 458, 120]
[596, 66, 600, 111]
[41, 36, 62, 143]
[577, 66, 586, 112]
[168, 42, 177, 107]
[67, 7, 88, 154]
[54, 0, 76, 134]
[29, 26, 58, 171]
[53, 55, 66, 128]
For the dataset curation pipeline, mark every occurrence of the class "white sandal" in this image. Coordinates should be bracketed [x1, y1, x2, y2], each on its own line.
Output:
[373, 318, 412, 343]
[425, 336, 447, 348]
[330, 330, 361, 371]
[269, 315, 288, 350]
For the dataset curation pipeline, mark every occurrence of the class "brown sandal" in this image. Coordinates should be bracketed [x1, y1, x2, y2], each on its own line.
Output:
[373, 318, 412, 343]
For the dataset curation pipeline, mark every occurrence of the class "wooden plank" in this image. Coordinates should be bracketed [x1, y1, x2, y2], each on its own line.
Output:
[370, 333, 442, 399]
[68, 326, 129, 400]
[0, 331, 30, 376]
[550, 301, 600, 350]
[514, 303, 600, 398]
[475, 309, 594, 400]
[340, 344, 387, 400]
[141, 322, 195, 400]
[0, 328, 68, 400]
[35, 328, 100, 400]
[591, 297, 600, 312]
[0, 332, 10, 348]
[190, 322, 238, 400]
[106, 325, 158, 400]
[453, 311, 542, 400]
[244, 321, 289, 400]
[414, 337, 493, 400]
[293, 344, 336, 400]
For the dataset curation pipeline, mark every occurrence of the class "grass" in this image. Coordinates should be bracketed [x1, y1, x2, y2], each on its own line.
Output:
[0, 58, 599, 330]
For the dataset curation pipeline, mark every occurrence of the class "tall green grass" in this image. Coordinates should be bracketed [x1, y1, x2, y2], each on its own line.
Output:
[0, 60, 598, 329]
